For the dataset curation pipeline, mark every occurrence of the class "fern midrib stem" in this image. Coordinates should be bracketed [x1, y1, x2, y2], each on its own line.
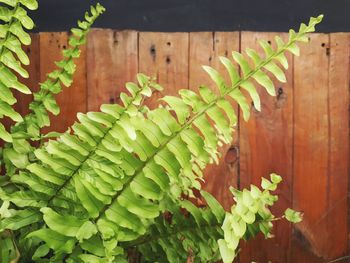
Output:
[122, 221, 222, 248]
[24, 34, 92, 202]
[46, 87, 147, 205]
[13, 12, 103, 140]
[94, 36, 301, 222]
[24, 23, 97, 134]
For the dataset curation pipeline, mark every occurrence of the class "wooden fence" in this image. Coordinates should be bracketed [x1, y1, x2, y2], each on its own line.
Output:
[13, 30, 350, 262]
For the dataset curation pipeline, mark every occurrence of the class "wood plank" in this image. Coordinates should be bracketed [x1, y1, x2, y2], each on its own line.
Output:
[40, 32, 87, 133]
[189, 32, 214, 89]
[291, 33, 330, 262]
[239, 32, 294, 263]
[87, 30, 138, 111]
[138, 32, 189, 108]
[326, 33, 349, 260]
[188, 32, 240, 210]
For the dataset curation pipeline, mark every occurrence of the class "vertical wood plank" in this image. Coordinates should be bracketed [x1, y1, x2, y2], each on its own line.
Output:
[40, 32, 87, 133]
[292, 33, 350, 262]
[292, 34, 330, 262]
[189, 32, 214, 89]
[87, 30, 138, 111]
[326, 33, 349, 260]
[138, 32, 189, 107]
[189, 32, 240, 209]
[239, 32, 294, 262]
[39, 32, 68, 132]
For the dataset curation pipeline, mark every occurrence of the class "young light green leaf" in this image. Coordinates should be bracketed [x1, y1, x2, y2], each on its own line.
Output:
[202, 65, 226, 94]
[284, 208, 303, 223]
[218, 239, 236, 263]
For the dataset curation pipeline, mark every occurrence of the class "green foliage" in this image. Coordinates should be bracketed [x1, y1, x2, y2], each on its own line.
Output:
[28, 3, 105, 130]
[125, 194, 225, 263]
[0, 1, 322, 262]
[218, 174, 283, 263]
[284, 208, 303, 223]
[0, 0, 38, 142]
[2, 3, 105, 177]
[123, 175, 291, 263]
[0, 2, 105, 262]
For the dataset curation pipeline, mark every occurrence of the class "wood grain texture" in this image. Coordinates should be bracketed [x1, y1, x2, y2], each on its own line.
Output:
[87, 30, 138, 111]
[239, 32, 294, 263]
[188, 32, 240, 210]
[326, 33, 349, 260]
[138, 32, 189, 108]
[9, 30, 349, 262]
[189, 32, 214, 89]
[291, 33, 330, 262]
[40, 32, 86, 133]
[291, 33, 350, 262]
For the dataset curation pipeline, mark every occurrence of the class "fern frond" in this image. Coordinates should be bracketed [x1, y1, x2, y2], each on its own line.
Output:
[123, 194, 224, 263]
[26, 3, 105, 132]
[2, 3, 105, 176]
[0, 0, 38, 142]
[128, 192, 225, 262]
[0, 15, 321, 261]
[218, 174, 283, 262]
[90, 14, 322, 247]
[122, 175, 288, 263]
[0, 74, 162, 261]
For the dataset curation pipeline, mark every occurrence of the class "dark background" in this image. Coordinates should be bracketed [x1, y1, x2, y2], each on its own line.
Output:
[31, 0, 349, 32]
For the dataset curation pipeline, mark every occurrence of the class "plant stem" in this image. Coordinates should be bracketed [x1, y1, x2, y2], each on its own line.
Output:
[94, 33, 302, 222]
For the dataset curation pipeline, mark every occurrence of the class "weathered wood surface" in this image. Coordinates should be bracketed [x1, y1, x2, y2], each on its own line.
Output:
[13, 31, 350, 262]
[239, 32, 294, 263]
[139, 32, 189, 107]
[87, 29, 138, 111]
[40, 32, 87, 133]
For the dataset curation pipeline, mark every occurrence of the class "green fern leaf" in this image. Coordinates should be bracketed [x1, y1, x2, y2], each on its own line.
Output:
[0, 14, 322, 262]
[0, 1, 38, 142]
[2, 3, 105, 177]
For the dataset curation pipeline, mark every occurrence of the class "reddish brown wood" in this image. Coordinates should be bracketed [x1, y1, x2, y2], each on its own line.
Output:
[87, 30, 138, 111]
[292, 33, 331, 262]
[40, 32, 87, 133]
[291, 33, 349, 262]
[239, 32, 294, 263]
[188, 32, 240, 210]
[7, 30, 349, 262]
[326, 33, 349, 260]
[138, 32, 189, 108]
[189, 32, 214, 89]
